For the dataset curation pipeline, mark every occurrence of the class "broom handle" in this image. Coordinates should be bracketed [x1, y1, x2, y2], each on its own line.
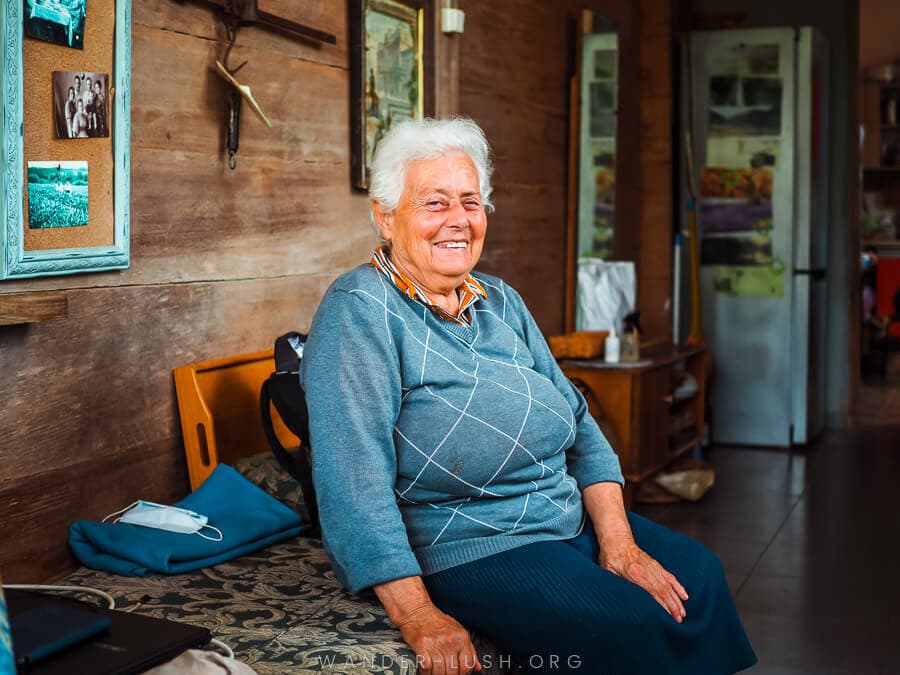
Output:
[685, 131, 704, 345]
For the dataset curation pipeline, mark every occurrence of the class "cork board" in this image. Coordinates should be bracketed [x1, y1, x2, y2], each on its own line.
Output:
[23, 0, 117, 251]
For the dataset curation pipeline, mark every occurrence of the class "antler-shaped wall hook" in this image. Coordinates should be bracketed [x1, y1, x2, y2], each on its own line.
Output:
[215, 60, 272, 128]
[215, 10, 271, 170]
[180, 0, 337, 169]
[215, 56, 272, 170]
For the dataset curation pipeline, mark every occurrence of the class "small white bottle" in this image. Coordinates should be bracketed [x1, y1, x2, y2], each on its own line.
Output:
[604, 327, 620, 364]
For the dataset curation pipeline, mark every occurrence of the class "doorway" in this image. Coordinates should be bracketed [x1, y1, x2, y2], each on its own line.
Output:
[857, 0, 900, 425]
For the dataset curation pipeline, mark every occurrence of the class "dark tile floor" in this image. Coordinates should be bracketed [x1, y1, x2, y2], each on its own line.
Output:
[634, 427, 900, 675]
[858, 376, 900, 427]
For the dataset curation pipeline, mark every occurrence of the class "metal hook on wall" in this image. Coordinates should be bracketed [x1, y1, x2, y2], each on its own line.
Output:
[216, 10, 271, 169]
[221, 11, 246, 170]
[183, 0, 337, 170]
[221, 12, 247, 75]
[226, 88, 240, 170]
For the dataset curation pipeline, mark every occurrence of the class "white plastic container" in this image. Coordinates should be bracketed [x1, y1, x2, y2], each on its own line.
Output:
[604, 328, 620, 364]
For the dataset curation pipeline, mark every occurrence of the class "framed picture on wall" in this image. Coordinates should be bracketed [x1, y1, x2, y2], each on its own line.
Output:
[1, 0, 131, 280]
[349, 0, 430, 190]
[24, 0, 87, 50]
[52, 71, 111, 139]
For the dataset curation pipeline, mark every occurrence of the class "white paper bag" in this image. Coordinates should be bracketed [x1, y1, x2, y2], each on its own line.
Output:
[577, 259, 636, 332]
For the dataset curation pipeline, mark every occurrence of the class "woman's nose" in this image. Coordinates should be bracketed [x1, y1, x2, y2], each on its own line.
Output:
[447, 200, 469, 228]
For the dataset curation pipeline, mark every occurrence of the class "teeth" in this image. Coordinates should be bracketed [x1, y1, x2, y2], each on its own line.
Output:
[439, 242, 467, 248]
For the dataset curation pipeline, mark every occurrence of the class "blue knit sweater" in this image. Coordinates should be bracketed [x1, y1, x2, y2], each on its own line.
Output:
[300, 264, 624, 592]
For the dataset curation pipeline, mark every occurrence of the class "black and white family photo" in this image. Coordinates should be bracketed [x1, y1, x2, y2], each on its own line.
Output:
[24, 0, 87, 50]
[52, 71, 109, 139]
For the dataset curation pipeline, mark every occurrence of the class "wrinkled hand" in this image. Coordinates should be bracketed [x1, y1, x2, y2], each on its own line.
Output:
[599, 536, 689, 623]
[396, 603, 482, 675]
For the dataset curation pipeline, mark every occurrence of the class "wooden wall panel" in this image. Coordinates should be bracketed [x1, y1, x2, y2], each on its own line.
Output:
[640, 0, 674, 36]
[612, 1, 643, 271]
[1, 0, 677, 581]
[0, 275, 336, 581]
[0, 441, 183, 582]
[641, 60, 673, 102]
[859, 0, 900, 72]
[458, 58, 570, 330]
[2, 15, 373, 295]
[0, 0, 372, 582]
[459, 0, 674, 342]
[1, 277, 332, 483]
[637, 0, 673, 344]
[458, 0, 579, 333]
[133, 0, 346, 69]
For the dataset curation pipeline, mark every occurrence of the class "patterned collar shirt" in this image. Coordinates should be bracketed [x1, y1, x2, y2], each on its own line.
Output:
[371, 245, 487, 326]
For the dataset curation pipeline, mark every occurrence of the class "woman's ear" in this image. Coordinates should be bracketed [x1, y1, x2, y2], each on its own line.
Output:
[371, 201, 393, 242]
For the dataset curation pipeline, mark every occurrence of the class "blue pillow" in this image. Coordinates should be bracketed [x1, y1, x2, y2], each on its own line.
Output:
[69, 464, 303, 576]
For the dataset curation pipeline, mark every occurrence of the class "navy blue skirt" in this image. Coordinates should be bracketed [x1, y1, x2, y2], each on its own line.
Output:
[424, 512, 757, 674]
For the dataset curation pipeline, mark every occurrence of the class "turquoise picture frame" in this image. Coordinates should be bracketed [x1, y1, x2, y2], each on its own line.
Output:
[1, 0, 131, 280]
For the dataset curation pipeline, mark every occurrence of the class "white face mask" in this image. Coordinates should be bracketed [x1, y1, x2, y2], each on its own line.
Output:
[103, 501, 223, 541]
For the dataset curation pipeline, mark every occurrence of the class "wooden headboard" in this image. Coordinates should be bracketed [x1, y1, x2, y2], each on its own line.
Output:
[173, 350, 298, 490]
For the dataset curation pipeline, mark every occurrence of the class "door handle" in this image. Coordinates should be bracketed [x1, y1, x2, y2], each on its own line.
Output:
[793, 268, 826, 281]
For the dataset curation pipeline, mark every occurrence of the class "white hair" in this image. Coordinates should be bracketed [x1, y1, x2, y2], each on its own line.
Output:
[368, 117, 494, 230]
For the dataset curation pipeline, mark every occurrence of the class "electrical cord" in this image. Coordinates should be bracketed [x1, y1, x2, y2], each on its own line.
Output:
[120, 594, 151, 613]
[3, 584, 116, 609]
[208, 638, 235, 659]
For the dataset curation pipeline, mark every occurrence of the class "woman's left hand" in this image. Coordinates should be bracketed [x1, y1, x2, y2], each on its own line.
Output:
[599, 535, 689, 623]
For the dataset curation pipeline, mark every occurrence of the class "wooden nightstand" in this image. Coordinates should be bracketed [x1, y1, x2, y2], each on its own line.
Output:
[560, 344, 708, 504]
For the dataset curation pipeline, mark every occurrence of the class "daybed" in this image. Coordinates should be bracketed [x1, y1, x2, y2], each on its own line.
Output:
[62, 350, 508, 674]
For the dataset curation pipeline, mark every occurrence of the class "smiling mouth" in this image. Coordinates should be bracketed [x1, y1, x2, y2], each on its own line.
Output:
[435, 241, 468, 249]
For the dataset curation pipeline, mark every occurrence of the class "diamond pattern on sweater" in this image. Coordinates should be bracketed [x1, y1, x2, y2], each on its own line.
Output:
[350, 276, 580, 545]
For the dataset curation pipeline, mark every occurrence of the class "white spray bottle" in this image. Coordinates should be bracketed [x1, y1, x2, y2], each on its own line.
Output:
[604, 326, 620, 364]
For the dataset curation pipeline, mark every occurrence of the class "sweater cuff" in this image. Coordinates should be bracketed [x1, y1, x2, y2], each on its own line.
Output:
[568, 456, 625, 489]
[340, 551, 424, 594]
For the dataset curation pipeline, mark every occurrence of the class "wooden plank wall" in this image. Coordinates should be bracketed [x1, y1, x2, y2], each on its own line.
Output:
[636, 0, 674, 343]
[0, 0, 374, 582]
[458, 0, 674, 342]
[0, 0, 676, 582]
[456, 0, 574, 334]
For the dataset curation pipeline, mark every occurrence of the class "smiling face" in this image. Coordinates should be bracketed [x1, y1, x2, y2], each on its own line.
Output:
[373, 152, 487, 298]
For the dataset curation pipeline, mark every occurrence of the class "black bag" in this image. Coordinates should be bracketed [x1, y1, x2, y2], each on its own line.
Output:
[259, 332, 320, 537]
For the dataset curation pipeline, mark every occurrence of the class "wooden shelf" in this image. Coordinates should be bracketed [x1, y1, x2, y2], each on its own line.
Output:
[561, 343, 705, 374]
[0, 292, 68, 326]
[863, 166, 900, 173]
[561, 344, 707, 503]
[862, 239, 900, 249]
[669, 432, 701, 458]
[668, 392, 697, 406]
[625, 433, 700, 483]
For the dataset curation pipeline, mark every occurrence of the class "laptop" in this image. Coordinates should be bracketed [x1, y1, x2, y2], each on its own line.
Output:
[7, 590, 212, 675]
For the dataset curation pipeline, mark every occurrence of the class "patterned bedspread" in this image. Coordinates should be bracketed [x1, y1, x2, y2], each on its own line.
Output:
[64, 454, 507, 674]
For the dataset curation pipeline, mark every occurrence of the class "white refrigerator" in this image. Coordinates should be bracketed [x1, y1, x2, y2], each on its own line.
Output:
[686, 27, 829, 447]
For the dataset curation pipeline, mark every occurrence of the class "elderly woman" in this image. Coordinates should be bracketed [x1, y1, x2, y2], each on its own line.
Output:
[301, 118, 756, 675]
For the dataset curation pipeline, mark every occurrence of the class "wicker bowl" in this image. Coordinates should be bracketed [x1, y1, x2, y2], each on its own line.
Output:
[547, 330, 609, 359]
